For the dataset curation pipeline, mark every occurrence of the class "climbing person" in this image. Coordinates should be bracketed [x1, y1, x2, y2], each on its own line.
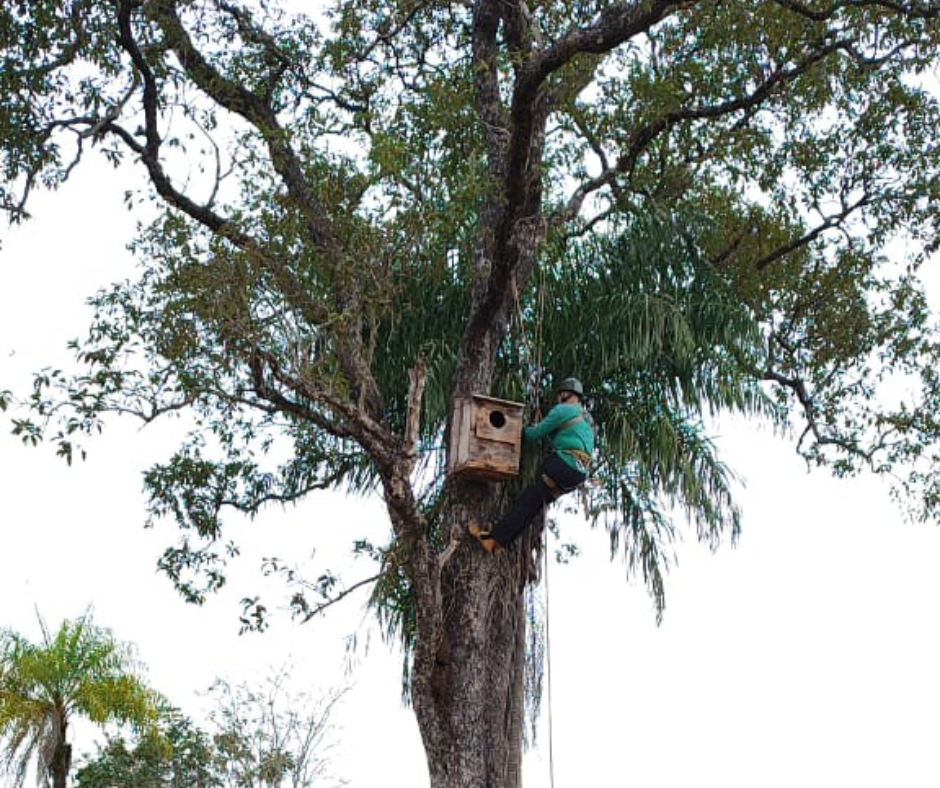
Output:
[469, 377, 595, 554]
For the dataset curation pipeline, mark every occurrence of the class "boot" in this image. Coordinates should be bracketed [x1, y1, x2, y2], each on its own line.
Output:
[469, 523, 505, 554]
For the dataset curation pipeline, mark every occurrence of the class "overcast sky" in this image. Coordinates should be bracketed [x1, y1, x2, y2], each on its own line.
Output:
[3, 163, 940, 787]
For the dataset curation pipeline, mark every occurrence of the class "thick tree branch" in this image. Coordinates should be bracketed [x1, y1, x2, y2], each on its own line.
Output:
[144, 0, 337, 249]
[113, 1, 246, 240]
[462, 2, 689, 391]
[502, 0, 537, 56]
[117, 0, 386, 423]
[502, 0, 692, 238]
[471, 0, 510, 170]
[249, 349, 396, 463]
[523, 0, 689, 88]
[464, 1, 694, 352]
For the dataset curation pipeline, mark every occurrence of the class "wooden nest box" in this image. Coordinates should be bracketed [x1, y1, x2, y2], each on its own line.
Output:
[448, 395, 524, 481]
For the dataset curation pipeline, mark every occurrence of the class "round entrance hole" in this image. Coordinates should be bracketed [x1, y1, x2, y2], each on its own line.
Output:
[489, 410, 507, 429]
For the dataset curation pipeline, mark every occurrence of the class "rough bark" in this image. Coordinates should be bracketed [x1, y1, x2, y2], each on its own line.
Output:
[410, 490, 532, 788]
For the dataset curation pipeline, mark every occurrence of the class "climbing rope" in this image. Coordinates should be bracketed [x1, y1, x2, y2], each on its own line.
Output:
[512, 265, 557, 785]
[542, 530, 557, 788]
[530, 274, 546, 418]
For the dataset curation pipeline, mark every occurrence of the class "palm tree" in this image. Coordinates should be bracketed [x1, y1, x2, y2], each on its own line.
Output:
[0, 612, 159, 788]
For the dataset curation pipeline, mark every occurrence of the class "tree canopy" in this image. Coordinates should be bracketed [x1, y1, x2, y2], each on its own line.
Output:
[75, 666, 347, 788]
[75, 709, 218, 788]
[4, 1, 940, 785]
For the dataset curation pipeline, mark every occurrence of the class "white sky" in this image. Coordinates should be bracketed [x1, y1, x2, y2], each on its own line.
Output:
[3, 163, 940, 787]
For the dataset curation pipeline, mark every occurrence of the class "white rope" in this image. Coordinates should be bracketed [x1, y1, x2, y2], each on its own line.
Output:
[543, 534, 557, 788]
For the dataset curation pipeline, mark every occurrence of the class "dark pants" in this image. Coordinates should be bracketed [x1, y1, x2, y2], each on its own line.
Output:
[491, 453, 587, 547]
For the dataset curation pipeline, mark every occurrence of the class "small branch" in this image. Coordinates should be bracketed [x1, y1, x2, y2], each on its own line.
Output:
[217, 0, 291, 103]
[760, 363, 880, 465]
[300, 573, 383, 623]
[774, 0, 940, 23]
[755, 192, 871, 271]
[78, 75, 140, 139]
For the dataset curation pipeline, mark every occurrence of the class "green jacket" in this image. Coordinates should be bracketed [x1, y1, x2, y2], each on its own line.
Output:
[524, 402, 596, 472]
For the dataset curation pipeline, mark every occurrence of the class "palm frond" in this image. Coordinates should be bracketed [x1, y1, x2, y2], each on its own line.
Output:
[0, 613, 158, 788]
[503, 213, 769, 612]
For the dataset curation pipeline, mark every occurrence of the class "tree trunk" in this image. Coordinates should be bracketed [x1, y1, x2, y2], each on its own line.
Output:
[50, 725, 71, 788]
[414, 553, 527, 786]
[409, 483, 539, 788]
[405, 65, 550, 779]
